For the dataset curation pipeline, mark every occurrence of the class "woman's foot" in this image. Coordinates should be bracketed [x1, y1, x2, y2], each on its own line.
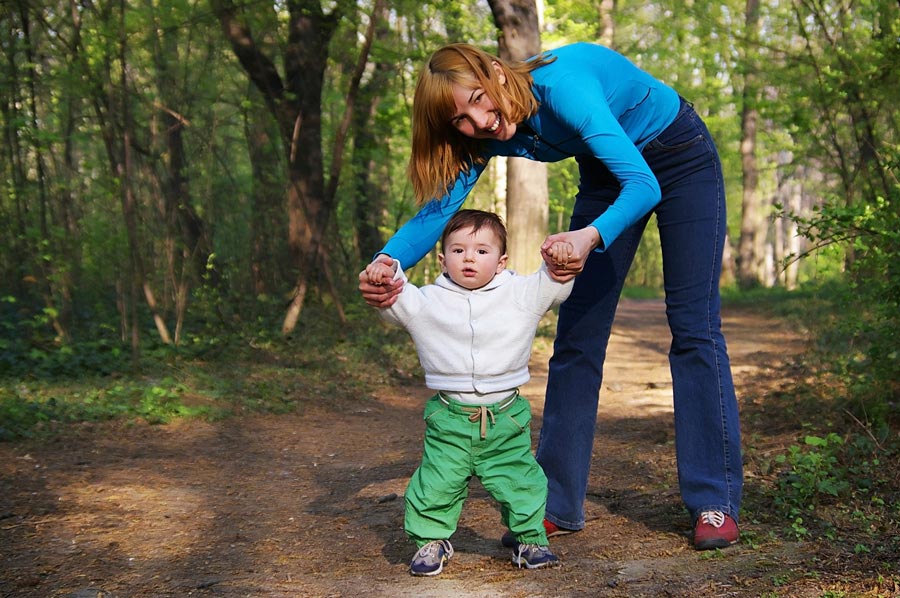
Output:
[693, 511, 739, 550]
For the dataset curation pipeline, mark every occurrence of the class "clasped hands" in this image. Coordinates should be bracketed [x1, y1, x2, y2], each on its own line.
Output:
[358, 226, 600, 308]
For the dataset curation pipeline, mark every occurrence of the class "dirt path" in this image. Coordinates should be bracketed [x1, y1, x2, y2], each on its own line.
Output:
[1, 299, 830, 597]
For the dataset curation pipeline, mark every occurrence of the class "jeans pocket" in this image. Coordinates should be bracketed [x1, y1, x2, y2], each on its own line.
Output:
[646, 106, 706, 153]
[646, 131, 704, 152]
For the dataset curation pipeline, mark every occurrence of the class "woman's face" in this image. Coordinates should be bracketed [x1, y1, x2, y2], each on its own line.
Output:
[448, 64, 516, 141]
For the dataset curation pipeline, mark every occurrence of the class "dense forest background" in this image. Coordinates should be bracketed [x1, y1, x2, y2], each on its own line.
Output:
[1, 0, 897, 430]
[1, 3, 899, 594]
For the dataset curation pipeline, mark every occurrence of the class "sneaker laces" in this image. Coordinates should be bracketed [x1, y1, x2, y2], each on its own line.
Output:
[516, 543, 547, 559]
[698, 510, 726, 528]
[416, 540, 452, 561]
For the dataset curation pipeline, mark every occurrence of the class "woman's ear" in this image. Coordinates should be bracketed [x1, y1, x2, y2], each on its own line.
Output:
[491, 61, 507, 85]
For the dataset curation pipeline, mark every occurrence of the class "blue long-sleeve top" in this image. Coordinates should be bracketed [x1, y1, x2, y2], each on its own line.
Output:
[380, 42, 680, 268]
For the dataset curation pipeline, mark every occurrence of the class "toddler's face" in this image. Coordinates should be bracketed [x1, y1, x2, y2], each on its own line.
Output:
[439, 226, 508, 290]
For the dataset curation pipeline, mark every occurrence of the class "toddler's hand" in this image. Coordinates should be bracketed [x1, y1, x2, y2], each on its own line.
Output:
[365, 261, 395, 286]
[547, 240, 575, 268]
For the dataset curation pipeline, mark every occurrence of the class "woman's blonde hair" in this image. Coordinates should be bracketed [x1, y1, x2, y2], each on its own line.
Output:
[408, 43, 555, 203]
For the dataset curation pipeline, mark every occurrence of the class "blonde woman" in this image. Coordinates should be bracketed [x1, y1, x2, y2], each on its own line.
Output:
[359, 42, 742, 551]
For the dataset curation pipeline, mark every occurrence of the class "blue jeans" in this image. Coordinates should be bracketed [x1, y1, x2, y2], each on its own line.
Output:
[535, 98, 743, 529]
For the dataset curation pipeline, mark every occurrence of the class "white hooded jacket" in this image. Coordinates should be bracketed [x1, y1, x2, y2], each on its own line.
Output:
[380, 260, 573, 394]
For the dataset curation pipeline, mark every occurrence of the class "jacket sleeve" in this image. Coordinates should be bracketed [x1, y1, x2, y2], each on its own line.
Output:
[517, 263, 574, 316]
[379, 260, 428, 328]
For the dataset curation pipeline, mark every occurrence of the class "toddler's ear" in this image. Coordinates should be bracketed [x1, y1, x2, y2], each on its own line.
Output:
[496, 253, 509, 273]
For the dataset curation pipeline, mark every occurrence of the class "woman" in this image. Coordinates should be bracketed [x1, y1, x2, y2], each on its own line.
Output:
[358, 41, 742, 550]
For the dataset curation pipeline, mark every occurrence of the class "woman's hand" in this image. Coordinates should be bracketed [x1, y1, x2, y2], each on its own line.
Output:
[358, 254, 404, 308]
[540, 227, 601, 282]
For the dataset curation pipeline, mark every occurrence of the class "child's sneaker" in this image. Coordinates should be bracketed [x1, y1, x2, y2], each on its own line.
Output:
[512, 543, 560, 569]
[501, 519, 577, 547]
[409, 540, 454, 576]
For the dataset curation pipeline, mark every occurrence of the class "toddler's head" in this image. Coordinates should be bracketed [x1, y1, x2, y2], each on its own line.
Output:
[439, 210, 508, 290]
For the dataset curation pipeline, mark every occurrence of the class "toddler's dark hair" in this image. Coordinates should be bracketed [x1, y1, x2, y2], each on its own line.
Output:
[441, 210, 507, 254]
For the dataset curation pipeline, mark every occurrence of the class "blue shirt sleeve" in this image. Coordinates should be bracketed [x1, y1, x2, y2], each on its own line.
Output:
[539, 71, 662, 249]
[380, 161, 487, 267]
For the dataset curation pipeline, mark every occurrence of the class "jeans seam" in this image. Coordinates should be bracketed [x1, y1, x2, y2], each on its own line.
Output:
[697, 114, 734, 512]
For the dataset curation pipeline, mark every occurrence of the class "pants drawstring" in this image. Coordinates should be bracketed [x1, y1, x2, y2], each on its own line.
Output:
[437, 391, 519, 440]
[468, 406, 496, 440]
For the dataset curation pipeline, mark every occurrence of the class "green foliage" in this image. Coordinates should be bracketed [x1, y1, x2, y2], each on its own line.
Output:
[0, 377, 216, 441]
[0, 295, 125, 379]
[736, 288, 899, 556]
[793, 190, 900, 434]
[770, 429, 896, 543]
[0, 301, 420, 441]
[774, 434, 850, 528]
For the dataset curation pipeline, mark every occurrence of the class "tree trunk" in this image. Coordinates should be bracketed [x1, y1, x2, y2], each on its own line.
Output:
[506, 161, 548, 272]
[488, 0, 548, 274]
[352, 11, 395, 263]
[17, 2, 71, 341]
[244, 92, 289, 296]
[116, 1, 172, 347]
[149, 12, 212, 344]
[736, 0, 769, 289]
[211, 0, 339, 334]
[597, 0, 615, 46]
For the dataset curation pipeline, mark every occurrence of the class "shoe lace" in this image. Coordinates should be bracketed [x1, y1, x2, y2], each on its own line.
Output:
[516, 543, 547, 559]
[416, 540, 452, 561]
[699, 510, 726, 528]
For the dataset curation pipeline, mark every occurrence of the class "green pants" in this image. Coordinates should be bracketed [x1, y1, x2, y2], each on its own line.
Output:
[405, 393, 549, 547]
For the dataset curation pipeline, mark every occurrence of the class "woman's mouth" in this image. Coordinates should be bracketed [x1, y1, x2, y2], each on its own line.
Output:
[486, 114, 501, 134]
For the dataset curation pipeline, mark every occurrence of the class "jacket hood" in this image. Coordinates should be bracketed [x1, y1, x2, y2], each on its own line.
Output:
[433, 269, 513, 294]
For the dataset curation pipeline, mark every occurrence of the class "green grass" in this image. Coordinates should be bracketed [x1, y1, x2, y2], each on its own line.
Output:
[0, 302, 421, 441]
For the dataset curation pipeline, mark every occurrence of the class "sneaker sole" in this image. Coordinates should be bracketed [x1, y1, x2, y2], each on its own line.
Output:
[409, 553, 450, 576]
[694, 537, 738, 551]
[512, 557, 561, 569]
[409, 557, 448, 577]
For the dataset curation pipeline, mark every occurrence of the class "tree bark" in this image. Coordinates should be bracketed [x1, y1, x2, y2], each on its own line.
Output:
[116, 1, 172, 348]
[244, 90, 288, 296]
[351, 26, 395, 262]
[737, 0, 769, 289]
[149, 9, 213, 344]
[597, 0, 615, 46]
[211, 0, 339, 334]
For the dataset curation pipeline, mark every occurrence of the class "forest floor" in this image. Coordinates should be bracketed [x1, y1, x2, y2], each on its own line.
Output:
[1, 299, 897, 598]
